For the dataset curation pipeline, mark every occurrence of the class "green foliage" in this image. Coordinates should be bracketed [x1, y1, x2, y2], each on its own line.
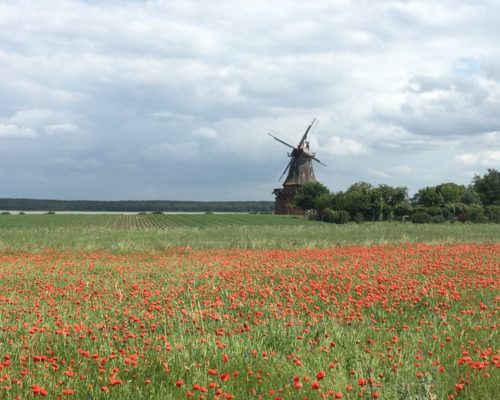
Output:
[410, 212, 433, 224]
[413, 206, 443, 217]
[394, 201, 412, 220]
[293, 181, 330, 211]
[435, 182, 467, 203]
[485, 205, 500, 223]
[466, 204, 486, 223]
[412, 186, 444, 207]
[473, 168, 500, 206]
[431, 214, 445, 224]
[321, 208, 351, 224]
[460, 188, 482, 205]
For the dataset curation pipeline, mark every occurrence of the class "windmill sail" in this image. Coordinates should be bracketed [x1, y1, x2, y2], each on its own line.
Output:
[269, 118, 325, 187]
[270, 119, 326, 215]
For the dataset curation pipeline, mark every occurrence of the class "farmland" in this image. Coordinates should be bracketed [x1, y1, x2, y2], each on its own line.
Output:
[0, 214, 498, 399]
[0, 213, 499, 251]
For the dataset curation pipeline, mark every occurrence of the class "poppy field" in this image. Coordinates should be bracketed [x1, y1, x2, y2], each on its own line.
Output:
[0, 243, 498, 399]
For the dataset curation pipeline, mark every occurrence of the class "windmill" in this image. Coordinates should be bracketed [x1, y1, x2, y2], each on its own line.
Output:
[269, 119, 327, 214]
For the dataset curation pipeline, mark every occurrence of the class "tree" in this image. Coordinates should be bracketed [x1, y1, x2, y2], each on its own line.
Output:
[412, 186, 444, 207]
[371, 185, 408, 221]
[341, 182, 373, 220]
[436, 182, 466, 203]
[473, 169, 500, 206]
[294, 182, 330, 211]
[460, 188, 482, 205]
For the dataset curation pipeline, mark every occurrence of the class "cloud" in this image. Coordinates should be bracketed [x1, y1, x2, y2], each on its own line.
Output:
[455, 153, 478, 165]
[322, 136, 368, 157]
[455, 151, 500, 167]
[145, 142, 200, 160]
[1, 0, 500, 199]
[45, 123, 80, 135]
[369, 165, 418, 179]
[190, 127, 218, 139]
[0, 123, 36, 138]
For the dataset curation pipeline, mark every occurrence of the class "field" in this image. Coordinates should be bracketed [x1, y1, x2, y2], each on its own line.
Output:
[0, 213, 499, 251]
[0, 214, 498, 399]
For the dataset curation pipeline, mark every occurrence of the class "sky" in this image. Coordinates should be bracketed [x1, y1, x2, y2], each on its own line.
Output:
[1, 0, 499, 201]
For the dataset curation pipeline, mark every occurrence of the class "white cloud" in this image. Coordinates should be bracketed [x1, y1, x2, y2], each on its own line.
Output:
[190, 127, 217, 139]
[455, 153, 478, 165]
[0, 123, 36, 138]
[455, 151, 500, 166]
[322, 136, 368, 157]
[145, 142, 200, 160]
[45, 123, 80, 135]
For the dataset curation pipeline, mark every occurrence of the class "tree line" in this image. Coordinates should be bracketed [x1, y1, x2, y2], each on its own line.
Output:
[0, 199, 275, 213]
[295, 168, 500, 223]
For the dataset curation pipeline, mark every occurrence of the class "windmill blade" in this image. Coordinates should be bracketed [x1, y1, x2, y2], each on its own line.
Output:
[313, 157, 327, 167]
[297, 118, 317, 148]
[279, 158, 293, 181]
[268, 133, 295, 149]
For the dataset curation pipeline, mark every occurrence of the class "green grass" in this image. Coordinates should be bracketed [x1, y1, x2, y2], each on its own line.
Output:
[0, 213, 498, 251]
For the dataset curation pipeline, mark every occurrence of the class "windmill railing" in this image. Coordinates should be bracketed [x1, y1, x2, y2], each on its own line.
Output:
[272, 187, 303, 195]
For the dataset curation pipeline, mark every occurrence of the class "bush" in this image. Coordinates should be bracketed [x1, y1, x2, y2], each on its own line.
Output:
[419, 206, 444, 217]
[46, 211, 56, 215]
[321, 208, 337, 223]
[321, 209, 350, 224]
[466, 204, 486, 223]
[353, 212, 365, 223]
[1, 211, 10, 215]
[485, 205, 500, 223]
[432, 214, 445, 224]
[337, 210, 351, 224]
[151, 210, 164, 214]
[411, 212, 433, 224]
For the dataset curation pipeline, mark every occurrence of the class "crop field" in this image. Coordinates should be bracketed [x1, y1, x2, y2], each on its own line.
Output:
[0, 213, 499, 251]
[0, 213, 309, 229]
[0, 214, 498, 399]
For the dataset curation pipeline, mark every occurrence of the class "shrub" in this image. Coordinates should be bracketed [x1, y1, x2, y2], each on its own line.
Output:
[432, 214, 445, 224]
[485, 205, 500, 223]
[321, 208, 337, 223]
[411, 212, 433, 224]
[466, 204, 486, 223]
[337, 210, 351, 224]
[46, 211, 56, 215]
[1, 211, 10, 215]
[321, 209, 350, 224]
[420, 206, 444, 217]
[151, 210, 164, 214]
[353, 212, 365, 223]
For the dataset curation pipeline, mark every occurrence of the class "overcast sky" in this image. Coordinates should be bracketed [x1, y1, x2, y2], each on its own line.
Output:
[1, 0, 499, 201]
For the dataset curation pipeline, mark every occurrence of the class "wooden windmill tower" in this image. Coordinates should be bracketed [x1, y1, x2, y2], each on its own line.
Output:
[269, 119, 326, 214]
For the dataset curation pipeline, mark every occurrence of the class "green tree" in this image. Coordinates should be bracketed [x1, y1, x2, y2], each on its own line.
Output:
[412, 186, 444, 207]
[342, 182, 373, 220]
[473, 169, 500, 206]
[436, 182, 466, 203]
[371, 185, 408, 221]
[294, 182, 330, 211]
